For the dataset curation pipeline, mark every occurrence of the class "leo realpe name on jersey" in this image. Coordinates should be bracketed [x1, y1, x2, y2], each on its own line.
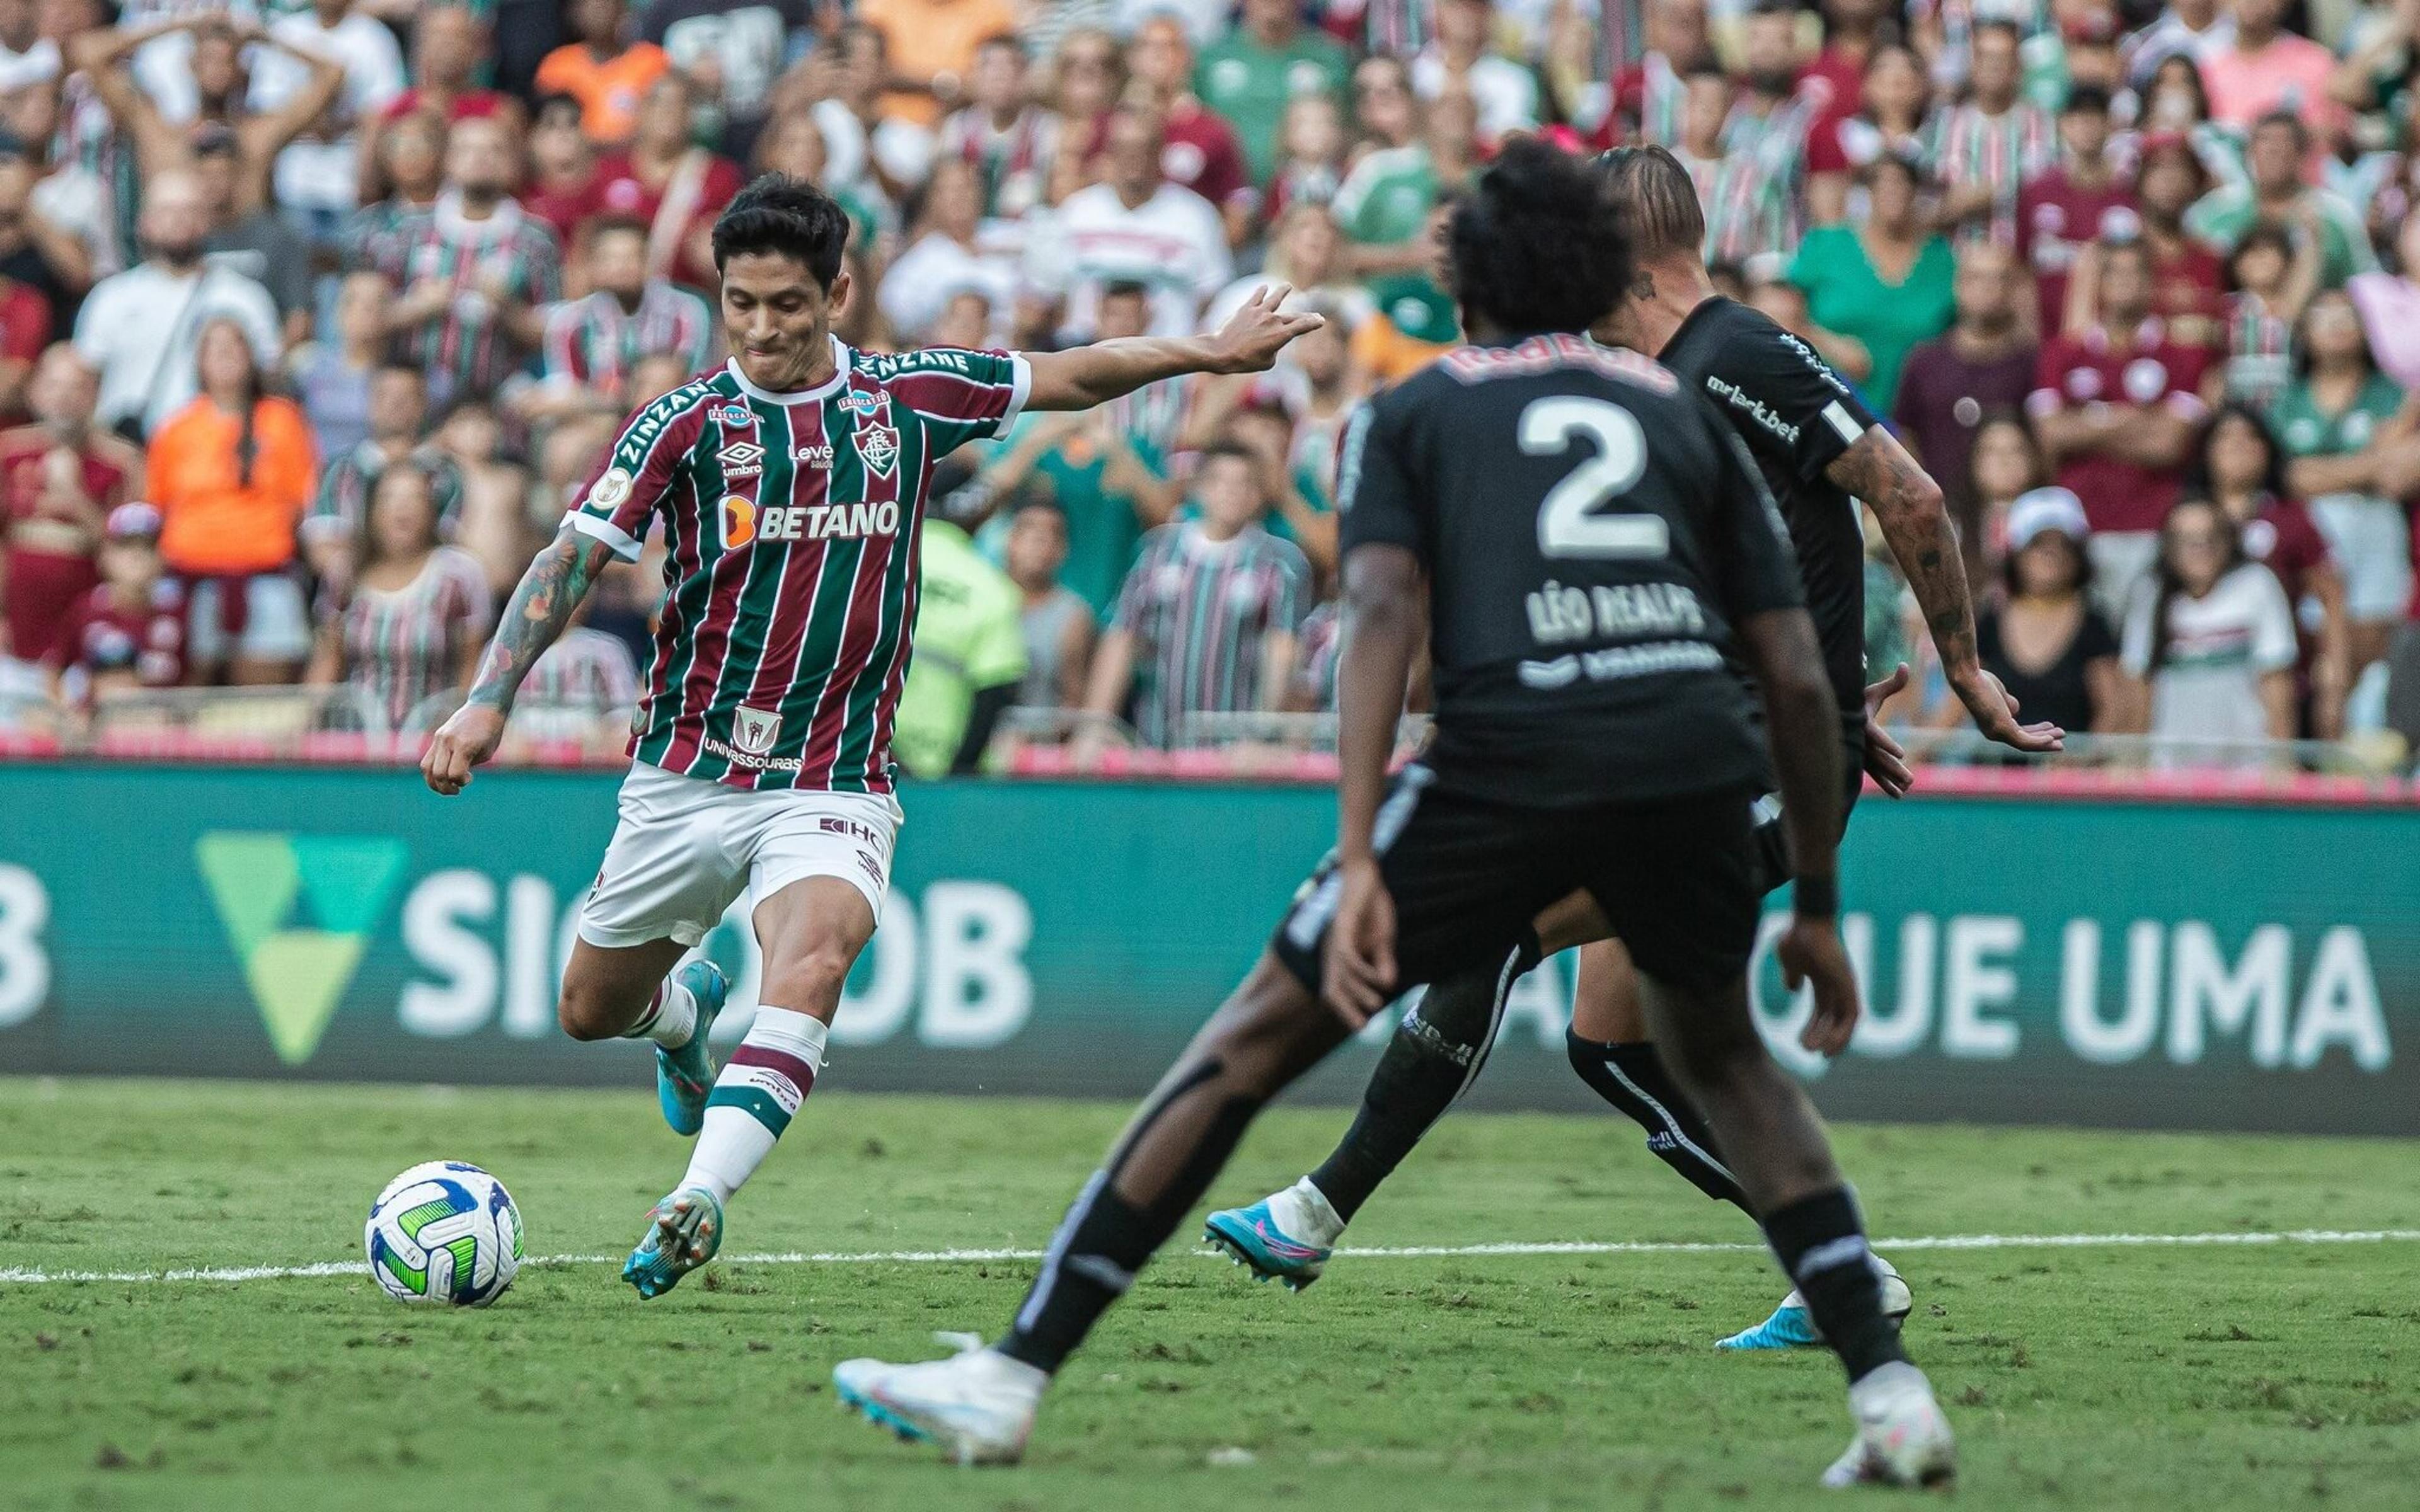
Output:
[1525, 580, 1708, 646]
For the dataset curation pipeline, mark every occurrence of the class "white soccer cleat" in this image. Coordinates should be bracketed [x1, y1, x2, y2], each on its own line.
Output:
[834, 1332, 1046, 1466]
[1821, 1360, 1957, 1489]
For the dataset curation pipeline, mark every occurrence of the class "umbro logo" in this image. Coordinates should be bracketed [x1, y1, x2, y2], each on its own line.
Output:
[718, 441, 764, 479]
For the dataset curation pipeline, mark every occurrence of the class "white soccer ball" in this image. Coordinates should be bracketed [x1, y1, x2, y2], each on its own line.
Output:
[364, 1160, 525, 1306]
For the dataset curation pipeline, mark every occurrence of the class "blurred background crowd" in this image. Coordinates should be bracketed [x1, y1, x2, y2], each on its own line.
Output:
[2, 0, 2419, 776]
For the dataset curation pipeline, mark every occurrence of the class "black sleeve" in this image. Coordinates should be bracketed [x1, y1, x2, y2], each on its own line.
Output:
[1703, 321, 1881, 486]
[950, 680, 1018, 774]
[1702, 403, 1806, 623]
[1335, 391, 1427, 563]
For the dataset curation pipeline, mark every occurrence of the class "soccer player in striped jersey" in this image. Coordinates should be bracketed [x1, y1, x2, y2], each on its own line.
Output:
[420, 175, 1322, 1298]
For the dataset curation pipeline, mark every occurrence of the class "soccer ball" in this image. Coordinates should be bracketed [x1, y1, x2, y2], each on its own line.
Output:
[364, 1161, 525, 1306]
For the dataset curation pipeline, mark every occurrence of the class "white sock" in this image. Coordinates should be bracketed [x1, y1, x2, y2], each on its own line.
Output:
[1281, 1177, 1347, 1246]
[623, 975, 699, 1050]
[680, 1007, 827, 1204]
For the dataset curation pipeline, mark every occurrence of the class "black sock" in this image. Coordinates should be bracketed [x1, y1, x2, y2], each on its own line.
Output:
[998, 1065, 1263, 1373]
[1565, 1034, 1751, 1212]
[1308, 931, 1538, 1222]
[1762, 1188, 1908, 1383]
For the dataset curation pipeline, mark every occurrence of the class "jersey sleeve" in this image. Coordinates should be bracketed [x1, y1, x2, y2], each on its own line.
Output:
[884, 347, 1034, 453]
[1700, 405, 1806, 624]
[1334, 394, 1426, 563]
[1704, 321, 1880, 486]
[566, 385, 706, 561]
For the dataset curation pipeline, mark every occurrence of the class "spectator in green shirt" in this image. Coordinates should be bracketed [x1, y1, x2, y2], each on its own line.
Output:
[893, 517, 1030, 779]
[1195, 0, 1351, 187]
[1787, 151, 1955, 412]
[2185, 112, 2376, 293]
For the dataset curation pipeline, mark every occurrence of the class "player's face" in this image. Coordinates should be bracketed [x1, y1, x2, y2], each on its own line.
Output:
[722, 251, 849, 390]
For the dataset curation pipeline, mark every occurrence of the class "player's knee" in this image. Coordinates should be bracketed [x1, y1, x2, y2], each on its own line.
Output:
[759, 935, 858, 1015]
[1194, 957, 1332, 1096]
[556, 982, 628, 1042]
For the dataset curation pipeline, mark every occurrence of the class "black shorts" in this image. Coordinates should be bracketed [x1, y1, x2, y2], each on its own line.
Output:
[1272, 766, 1765, 1000]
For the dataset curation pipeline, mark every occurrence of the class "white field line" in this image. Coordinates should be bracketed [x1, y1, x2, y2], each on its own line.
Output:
[3, 1228, 2417, 1287]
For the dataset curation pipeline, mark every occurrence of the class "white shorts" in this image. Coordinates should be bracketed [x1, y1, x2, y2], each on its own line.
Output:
[2308, 496, 2414, 622]
[577, 763, 903, 950]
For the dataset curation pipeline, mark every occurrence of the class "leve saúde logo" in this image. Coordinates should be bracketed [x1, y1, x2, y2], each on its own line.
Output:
[195, 833, 408, 1065]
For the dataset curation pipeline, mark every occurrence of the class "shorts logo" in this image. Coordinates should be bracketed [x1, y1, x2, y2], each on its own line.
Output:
[714, 404, 754, 428]
[717, 441, 764, 479]
[731, 706, 782, 757]
[587, 467, 634, 512]
[719, 494, 758, 548]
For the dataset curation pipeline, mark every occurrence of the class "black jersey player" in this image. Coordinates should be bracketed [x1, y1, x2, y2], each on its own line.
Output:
[833, 139, 1957, 1490]
[1209, 145, 2065, 1361]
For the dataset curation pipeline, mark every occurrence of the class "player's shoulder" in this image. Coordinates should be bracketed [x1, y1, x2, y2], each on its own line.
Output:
[853, 345, 1010, 387]
[609, 372, 729, 458]
[1670, 297, 1847, 387]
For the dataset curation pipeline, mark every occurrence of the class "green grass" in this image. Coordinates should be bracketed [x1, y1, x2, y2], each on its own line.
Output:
[3, 1079, 2417, 1511]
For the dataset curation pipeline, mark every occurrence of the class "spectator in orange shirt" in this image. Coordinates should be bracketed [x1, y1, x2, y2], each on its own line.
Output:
[146, 319, 318, 685]
[536, 0, 672, 148]
[856, 0, 1020, 130]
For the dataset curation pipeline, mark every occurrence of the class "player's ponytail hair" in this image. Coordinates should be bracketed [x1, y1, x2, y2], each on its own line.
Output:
[1594, 144, 1707, 265]
[1446, 136, 1632, 338]
[711, 173, 851, 290]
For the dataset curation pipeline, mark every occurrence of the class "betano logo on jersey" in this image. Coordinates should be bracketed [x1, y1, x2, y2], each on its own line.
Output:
[720, 494, 901, 548]
[195, 832, 408, 1065]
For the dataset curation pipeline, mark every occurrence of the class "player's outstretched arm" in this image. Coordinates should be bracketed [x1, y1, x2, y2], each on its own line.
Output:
[1826, 427, 2063, 755]
[1736, 605, 1862, 1058]
[420, 528, 618, 796]
[1020, 285, 1324, 412]
[1322, 541, 1421, 1028]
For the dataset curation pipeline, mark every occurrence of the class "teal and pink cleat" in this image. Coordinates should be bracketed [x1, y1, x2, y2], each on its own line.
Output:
[623, 1186, 723, 1299]
[655, 959, 729, 1137]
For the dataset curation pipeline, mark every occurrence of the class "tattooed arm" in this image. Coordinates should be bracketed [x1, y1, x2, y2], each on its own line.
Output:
[1826, 427, 2066, 754]
[421, 529, 618, 794]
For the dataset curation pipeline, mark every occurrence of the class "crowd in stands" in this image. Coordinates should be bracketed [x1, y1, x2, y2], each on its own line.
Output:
[1, 0, 2419, 776]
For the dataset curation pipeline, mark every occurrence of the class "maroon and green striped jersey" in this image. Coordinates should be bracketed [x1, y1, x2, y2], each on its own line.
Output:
[567, 337, 1032, 794]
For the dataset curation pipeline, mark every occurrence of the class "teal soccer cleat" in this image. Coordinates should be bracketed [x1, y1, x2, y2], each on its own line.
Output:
[622, 1186, 723, 1299]
[1716, 1256, 1912, 1351]
[655, 959, 729, 1137]
[1202, 1179, 1344, 1291]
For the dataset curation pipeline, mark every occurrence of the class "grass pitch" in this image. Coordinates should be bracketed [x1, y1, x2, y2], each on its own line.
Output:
[3, 1078, 2417, 1511]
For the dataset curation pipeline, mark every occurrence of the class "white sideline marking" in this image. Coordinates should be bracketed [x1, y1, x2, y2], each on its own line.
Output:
[3, 1228, 2416, 1287]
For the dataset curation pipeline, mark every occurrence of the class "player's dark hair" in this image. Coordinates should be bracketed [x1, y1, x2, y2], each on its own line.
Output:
[1451, 137, 1630, 336]
[1595, 144, 1704, 265]
[711, 174, 851, 289]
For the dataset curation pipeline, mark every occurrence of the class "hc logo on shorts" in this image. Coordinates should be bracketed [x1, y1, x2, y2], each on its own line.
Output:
[732, 706, 782, 757]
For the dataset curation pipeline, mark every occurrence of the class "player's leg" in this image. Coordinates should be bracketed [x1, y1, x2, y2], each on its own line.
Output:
[1595, 793, 1951, 1487]
[626, 788, 897, 1298]
[1564, 936, 1751, 1209]
[835, 774, 1569, 1462]
[834, 949, 1349, 1460]
[1205, 888, 1603, 1285]
[570, 768, 740, 1140]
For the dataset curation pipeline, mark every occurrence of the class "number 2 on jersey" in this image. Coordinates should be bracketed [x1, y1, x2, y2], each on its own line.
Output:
[1519, 397, 1669, 561]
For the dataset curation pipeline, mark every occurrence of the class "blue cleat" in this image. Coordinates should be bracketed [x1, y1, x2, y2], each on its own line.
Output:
[655, 959, 729, 1137]
[1717, 1257, 1911, 1351]
[1715, 1290, 1825, 1350]
[1203, 1179, 1342, 1291]
[622, 1186, 723, 1299]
